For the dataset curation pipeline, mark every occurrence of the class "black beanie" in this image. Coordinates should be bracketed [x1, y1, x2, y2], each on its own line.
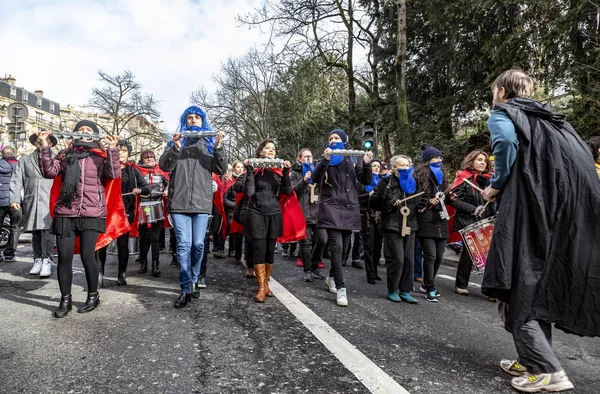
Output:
[420, 144, 443, 163]
[74, 120, 100, 135]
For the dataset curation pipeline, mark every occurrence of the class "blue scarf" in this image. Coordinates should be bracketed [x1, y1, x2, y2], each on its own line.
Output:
[302, 162, 314, 184]
[398, 167, 416, 194]
[365, 174, 380, 193]
[429, 162, 444, 185]
[328, 142, 345, 166]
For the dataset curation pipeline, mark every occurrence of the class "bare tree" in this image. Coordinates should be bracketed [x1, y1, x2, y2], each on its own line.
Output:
[395, 0, 411, 153]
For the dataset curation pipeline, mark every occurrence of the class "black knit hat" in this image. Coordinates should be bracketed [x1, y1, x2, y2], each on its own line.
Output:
[117, 140, 132, 155]
[74, 120, 100, 135]
[420, 144, 443, 163]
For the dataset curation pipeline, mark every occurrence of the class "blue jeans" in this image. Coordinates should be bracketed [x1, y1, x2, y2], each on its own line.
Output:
[171, 213, 209, 294]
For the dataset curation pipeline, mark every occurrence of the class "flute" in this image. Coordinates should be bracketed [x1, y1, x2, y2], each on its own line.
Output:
[53, 131, 108, 141]
[178, 131, 219, 138]
[246, 158, 284, 168]
[330, 150, 368, 157]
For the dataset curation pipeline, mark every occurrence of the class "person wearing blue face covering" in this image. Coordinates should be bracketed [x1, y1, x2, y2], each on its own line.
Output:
[312, 129, 373, 307]
[370, 155, 419, 303]
[357, 159, 384, 284]
[414, 144, 450, 303]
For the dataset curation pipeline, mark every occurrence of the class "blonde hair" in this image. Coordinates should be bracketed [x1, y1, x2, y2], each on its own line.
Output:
[492, 69, 534, 99]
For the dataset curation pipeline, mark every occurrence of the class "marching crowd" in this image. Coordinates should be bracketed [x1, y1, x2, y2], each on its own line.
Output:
[1, 69, 599, 393]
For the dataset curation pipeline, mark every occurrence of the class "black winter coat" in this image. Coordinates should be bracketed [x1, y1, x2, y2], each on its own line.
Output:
[312, 156, 372, 231]
[416, 172, 449, 239]
[0, 157, 16, 206]
[223, 173, 240, 224]
[449, 172, 495, 231]
[290, 162, 319, 224]
[369, 175, 419, 234]
[482, 98, 600, 337]
[244, 165, 292, 215]
[121, 165, 151, 223]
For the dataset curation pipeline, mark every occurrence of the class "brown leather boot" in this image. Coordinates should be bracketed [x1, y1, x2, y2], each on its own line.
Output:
[265, 264, 274, 297]
[254, 264, 267, 303]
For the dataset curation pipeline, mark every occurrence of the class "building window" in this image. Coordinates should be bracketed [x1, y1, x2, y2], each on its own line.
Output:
[10, 86, 16, 98]
[22, 90, 28, 102]
[49, 102, 55, 112]
[36, 113, 43, 123]
[36, 97, 42, 108]
[49, 117, 54, 126]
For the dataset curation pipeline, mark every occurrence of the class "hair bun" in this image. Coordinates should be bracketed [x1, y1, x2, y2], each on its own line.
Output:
[420, 144, 429, 151]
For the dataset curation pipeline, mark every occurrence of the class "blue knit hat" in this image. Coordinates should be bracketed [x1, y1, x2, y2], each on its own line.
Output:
[330, 129, 348, 143]
[420, 144, 443, 163]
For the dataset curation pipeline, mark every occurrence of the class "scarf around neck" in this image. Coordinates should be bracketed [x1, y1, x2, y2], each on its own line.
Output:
[398, 167, 417, 194]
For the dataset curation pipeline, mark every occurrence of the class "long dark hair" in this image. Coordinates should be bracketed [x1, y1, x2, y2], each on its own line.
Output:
[255, 138, 277, 158]
[414, 161, 448, 196]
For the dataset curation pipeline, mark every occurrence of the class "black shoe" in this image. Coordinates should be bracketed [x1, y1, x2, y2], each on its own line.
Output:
[78, 292, 100, 313]
[174, 293, 191, 308]
[117, 271, 127, 286]
[352, 260, 364, 269]
[151, 262, 161, 277]
[375, 275, 383, 281]
[53, 295, 72, 318]
[367, 278, 376, 285]
[138, 263, 148, 274]
[303, 271, 313, 282]
[312, 268, 326, 279]
[170, 257, 178, 267]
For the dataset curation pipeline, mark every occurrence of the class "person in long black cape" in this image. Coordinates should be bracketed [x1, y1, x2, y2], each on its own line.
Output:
[481, 69, 600, 393]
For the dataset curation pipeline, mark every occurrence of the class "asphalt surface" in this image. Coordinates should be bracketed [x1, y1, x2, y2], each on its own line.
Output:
[0, 239, 598, 394]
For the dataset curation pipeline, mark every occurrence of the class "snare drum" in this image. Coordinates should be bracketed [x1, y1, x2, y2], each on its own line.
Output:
[139, 201, 164, 223]
[459, 216, 496, 272]
[107, 236, 139, 256]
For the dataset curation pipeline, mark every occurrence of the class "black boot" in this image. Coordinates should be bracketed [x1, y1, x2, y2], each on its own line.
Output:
[138, 262, 148, 274]
[53, 295, 72, 318]
[174, 293, 191, 308]
[170, 256, 178, 267]
[117, 271, 127, 285]
[151, 261, 161, 277]
[78, 292, 100, 313]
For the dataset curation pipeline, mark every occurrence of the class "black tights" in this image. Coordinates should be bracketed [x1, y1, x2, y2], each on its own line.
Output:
[97, 232, 130, 273]
[56, 230, 100, 296]
[139, 222, 162, 264]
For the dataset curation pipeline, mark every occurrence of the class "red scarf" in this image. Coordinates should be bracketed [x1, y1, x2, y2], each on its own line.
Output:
[49, 149, 130, 253]
[451, 169, 492, 190]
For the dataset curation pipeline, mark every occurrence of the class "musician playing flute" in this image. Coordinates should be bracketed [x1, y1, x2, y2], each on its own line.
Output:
[159, 106, 226, 308]
[311, 129, 372, 307]
[242, 139, 292, 302]
[369, 155, 420, 304]
[97, 140, 150, 287]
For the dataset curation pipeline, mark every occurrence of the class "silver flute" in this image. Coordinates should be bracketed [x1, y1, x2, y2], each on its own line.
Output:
[179, 132, 219, 138]
[247, 158, 284, 168]
[53, 131, 108, 141]
[330, 149, 368, 157]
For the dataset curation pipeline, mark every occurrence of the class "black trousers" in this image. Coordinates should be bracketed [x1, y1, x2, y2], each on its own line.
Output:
[351, 231, 363, 262]
[200, 232, 210, 277]
[363, 218, 383, 280]
[384, 232, 415, 293]
[300, 224, 327, 272]
[455, 249, 474, 289]
[418, 237, 446, 292]
[139, 221, 163, 264]
[159, 227, 166, 249]
[252, 238, 277, 265]
[326, 229, 351, 289]
[229, 233, 243, 260]
[0, 206, 21, 256]
[98, 232, 130, 273]
[213, 230, 225, 252]
[245, 237, 254, 269]
[57, 230, 99, 296]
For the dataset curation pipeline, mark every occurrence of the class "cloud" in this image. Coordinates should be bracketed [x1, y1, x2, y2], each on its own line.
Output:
[0, 0, 267, 131]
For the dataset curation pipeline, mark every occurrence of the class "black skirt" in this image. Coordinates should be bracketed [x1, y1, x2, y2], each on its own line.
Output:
[243, 210, 282, 240]
[51, 216, 106, 239]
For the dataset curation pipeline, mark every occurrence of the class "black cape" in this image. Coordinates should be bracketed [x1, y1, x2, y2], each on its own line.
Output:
[482, 98, 600, 337]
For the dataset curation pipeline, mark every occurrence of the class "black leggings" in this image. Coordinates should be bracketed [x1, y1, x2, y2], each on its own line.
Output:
[327, 229, 352, 288]
[300, 224, 327, 272]
[252, 238, 277, 265]
[56, 230, 100, 296]
[139, 222, 162, 264]
[98, 232, 130, 273]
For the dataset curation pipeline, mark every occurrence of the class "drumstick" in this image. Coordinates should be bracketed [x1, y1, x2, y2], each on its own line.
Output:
[462, 178, 484, 193]
[396, 191, 425, 205]
[121, 192, 150, 197]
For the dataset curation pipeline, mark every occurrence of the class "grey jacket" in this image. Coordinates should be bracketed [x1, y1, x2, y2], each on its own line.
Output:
[159, 140, 227, 214]
[10, 152, 54, 231]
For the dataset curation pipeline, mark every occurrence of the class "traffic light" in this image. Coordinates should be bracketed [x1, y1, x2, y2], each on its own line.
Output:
[362, 122, 374, 150]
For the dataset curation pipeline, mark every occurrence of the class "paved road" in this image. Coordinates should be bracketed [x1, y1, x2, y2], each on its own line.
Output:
[0, 241, 598, 393]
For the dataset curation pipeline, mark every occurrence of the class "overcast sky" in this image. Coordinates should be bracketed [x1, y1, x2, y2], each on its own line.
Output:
[1, 0, 267, 131]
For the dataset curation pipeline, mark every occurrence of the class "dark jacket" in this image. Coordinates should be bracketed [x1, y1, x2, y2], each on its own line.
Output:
[482, 98, 600, 337]
[223, 173, 240, 224]
[159, 140, 227, 214]
[415, 173, 449, 239]
[449, 172, 494, 231]
[369, 175, 419, 234]
[244, 166, 292, 215]
[232, 172, 249, 224]
[38, 146, 121, 218]
[290, 162, 319, 224]
[312, 156, 372, 231]
[0, 157, 17, 206]
[121, 164, 151, 223]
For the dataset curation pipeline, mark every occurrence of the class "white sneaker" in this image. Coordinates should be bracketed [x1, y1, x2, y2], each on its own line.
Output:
[511, 370, 574, 392]
[325, 276, 337, 294]
[30, 259, 43, 275]
[336, 288, 348, 307]
[39, 258, 52, 278]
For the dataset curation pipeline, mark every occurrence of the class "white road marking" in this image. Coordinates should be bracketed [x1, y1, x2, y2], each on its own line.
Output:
[437, 274, 482, 288]
[269, 278, 410, 394]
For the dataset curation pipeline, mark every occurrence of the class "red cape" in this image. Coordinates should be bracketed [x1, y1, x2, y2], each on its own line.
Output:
[212, 173, 227, 236]
[49, 150, 130, 253]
